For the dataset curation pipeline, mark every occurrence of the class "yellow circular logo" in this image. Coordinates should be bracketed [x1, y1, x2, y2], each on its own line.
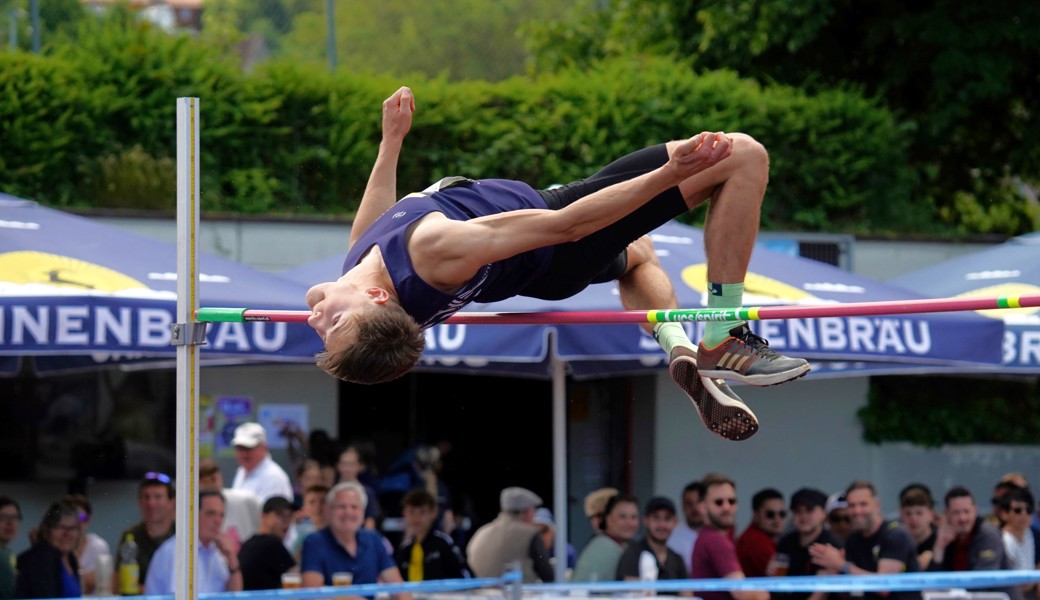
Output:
[0, 251, 147, 292]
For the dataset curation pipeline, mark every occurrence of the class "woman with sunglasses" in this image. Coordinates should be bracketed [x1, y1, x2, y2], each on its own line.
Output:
[572, 493, 641, 582]
[65, 494, 111, 595]
[15, 501, 82, 598]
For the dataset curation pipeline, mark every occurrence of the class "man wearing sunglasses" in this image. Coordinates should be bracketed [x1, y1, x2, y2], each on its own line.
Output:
[736, 488, 786, 578]
[1000, 487, 1039, 600]
[690, 473, 769, 600]
[926, 486, 1018, 599]
[113, 473, 175, 593]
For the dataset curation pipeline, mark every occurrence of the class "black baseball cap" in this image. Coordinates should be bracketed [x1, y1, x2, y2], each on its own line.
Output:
[262, 496, 294, 514]
[790, 488, 827, 510]
[644, 496, 677, 516]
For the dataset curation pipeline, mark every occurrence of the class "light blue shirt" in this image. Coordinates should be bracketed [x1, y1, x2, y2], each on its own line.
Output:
[144, 535, 230, 594]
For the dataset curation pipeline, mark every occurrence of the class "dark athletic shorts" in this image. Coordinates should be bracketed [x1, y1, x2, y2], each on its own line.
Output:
[521, 144, 687, 300]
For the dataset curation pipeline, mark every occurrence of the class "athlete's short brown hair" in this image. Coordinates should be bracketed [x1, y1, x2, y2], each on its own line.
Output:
[316, 303, 425, 384]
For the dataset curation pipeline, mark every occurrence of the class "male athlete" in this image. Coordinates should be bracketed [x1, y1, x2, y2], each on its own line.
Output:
[306, 86, 809, 440]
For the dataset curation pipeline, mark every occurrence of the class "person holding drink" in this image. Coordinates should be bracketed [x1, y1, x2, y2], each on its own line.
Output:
[300, 482, 407, 595]
[773, 489, 842, 600]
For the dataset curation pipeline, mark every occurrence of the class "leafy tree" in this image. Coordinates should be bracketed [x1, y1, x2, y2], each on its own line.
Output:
[273, 0, 572, 81]
[526, 0, 1040, 235]
[0, 0, 87, 50]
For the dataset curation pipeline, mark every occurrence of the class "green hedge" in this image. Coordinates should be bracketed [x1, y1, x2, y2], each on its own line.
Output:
[861, 376, 1040, 446]
[0, 18, 917, 233]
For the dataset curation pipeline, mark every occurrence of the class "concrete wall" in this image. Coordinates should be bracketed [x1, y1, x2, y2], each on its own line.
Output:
[94, 215, 349, 272]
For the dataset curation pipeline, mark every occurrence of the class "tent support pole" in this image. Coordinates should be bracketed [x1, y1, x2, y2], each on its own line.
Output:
[552, 350, 568, 583]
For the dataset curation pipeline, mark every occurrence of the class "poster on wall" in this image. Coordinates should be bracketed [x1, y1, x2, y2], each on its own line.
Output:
[258, 404, 309, 450]
[215, 395, 255, 457]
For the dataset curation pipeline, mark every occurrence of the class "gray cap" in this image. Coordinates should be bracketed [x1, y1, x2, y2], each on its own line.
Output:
[501, 487, 542, 512]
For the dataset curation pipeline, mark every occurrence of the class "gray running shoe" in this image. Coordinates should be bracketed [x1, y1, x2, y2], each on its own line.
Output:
[697, 324, 810, 386]
[669, 346, 759, 441]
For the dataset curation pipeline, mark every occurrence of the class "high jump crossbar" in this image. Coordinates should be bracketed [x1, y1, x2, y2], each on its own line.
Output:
[197, 293, 1040, 325]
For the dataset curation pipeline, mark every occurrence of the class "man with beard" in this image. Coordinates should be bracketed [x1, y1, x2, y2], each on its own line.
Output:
[617, 497, 687, 584]
[668, 481, 706, 574]
[690, 473, 769, 600]
[809, 481, 920, 600]
[927, 486, 1019, 599]
[773, 488, 842, 600]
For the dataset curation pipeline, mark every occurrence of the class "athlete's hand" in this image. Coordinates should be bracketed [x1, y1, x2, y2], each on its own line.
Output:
[666, 131, 732, 182]
[382, 86, 415, 144]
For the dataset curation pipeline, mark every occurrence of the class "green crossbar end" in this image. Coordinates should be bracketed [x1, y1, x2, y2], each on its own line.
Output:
[195, 307, 247, 322]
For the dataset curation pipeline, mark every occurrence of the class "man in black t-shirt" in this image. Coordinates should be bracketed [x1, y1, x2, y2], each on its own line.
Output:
[809, 480, 920, 600]
[774, 488, 842, 600]
[238, 496, 297, 590]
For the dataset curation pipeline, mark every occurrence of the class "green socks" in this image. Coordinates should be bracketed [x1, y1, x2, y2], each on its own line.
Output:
[702, 282, 744, 347]
[653, 322, 695, 354]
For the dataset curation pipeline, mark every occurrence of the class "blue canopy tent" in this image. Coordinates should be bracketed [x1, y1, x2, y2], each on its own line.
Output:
[283, 220, 1005, 378]
[889, 231, 1040, 374]
[0, 195, 322, 375]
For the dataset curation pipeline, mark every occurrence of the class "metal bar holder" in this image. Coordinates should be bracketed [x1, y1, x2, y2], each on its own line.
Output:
[170, 322, 209, 346]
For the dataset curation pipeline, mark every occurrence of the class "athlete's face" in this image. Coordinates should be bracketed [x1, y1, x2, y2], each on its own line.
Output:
[306, 277, 387, 343]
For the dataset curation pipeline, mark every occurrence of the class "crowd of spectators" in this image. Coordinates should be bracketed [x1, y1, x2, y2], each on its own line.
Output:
[3, 422, 1040, 599]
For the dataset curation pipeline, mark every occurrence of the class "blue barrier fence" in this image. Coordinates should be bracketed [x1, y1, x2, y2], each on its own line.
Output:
[30, 570, 1040, 600]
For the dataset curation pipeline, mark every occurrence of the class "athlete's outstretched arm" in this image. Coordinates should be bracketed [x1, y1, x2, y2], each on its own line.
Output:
[414, 133, 731, 288]
[348, 86, 415, 249]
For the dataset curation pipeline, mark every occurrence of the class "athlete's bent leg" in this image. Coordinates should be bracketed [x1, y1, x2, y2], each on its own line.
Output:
[665, 134, 810, 386]
[617, 236, 759, 441]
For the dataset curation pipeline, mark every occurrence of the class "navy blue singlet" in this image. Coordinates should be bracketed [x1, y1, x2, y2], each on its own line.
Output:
[342, 178, 552, 328]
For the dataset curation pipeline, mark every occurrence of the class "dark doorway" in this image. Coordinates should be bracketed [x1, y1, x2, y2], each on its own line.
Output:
[335, 372, 555, 534]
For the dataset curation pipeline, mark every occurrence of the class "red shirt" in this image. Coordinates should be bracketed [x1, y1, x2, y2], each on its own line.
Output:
[952, 532, 973, 571]
[736, 522, 776, 577]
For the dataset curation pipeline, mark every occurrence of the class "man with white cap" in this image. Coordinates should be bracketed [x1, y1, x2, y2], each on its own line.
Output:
[467, 487, 554, 582]
[230, 422, 293, 504]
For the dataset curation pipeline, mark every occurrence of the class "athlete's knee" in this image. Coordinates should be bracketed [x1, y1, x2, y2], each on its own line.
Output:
[729, 133, 769, 183]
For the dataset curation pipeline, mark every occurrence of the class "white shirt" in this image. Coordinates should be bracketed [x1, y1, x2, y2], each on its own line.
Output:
[144, 536, 229, 594]
[231, 454, 293, 503]
[666, 521, 699, 574]
[78, 532, 111, 572]
[1003, 528, 1035, 571]
[221, 487, 262, 547]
